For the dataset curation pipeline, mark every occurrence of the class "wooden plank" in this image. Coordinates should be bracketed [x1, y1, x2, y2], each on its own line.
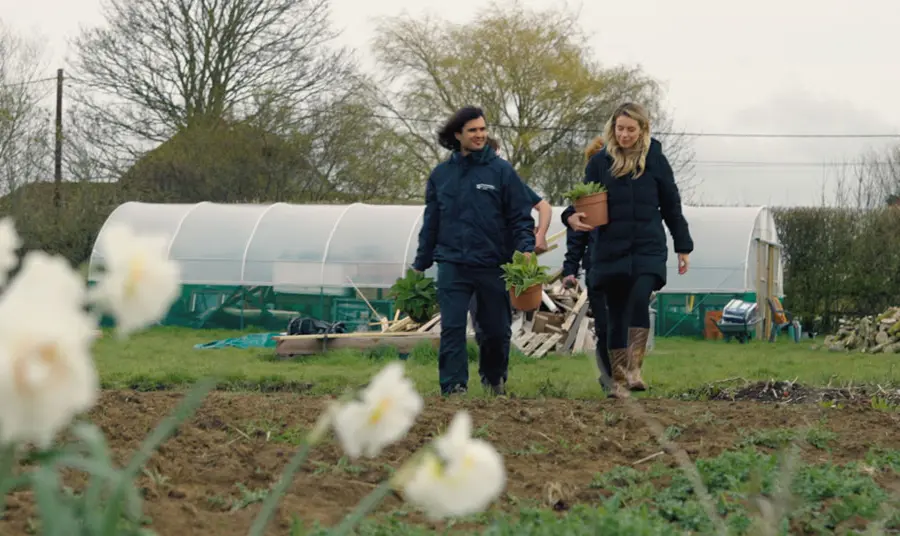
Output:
[532, 333, 563, 358]
[561, 291, 591, 352]
[275, 333, 439, 356]
[755, 240, 766, 341]
[387, 316, 416, 332]
[417, 315, 441, 332]
[573, 316, 591, 352]
[561, 290, 589, 333]
[275, 332, 476, 357]
[275, 331, 436, 341]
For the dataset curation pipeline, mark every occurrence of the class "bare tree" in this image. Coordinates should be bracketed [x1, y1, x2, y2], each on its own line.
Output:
[69, 0, 357, 164]
[0, 23, 52, 195]
[827, 147, 900, 209]
[369, 2, 696, 203]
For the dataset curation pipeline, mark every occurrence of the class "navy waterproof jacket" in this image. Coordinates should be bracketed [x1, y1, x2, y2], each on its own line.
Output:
[413, 145, 536, 271]
[561, 138, 693, 290]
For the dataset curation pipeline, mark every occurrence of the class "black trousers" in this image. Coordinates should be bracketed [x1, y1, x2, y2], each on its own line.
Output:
[600, 274, 658, 349]
[586, 275, 611, 380]
[437, 262, 511, 394]
[468, 294, 511, 385]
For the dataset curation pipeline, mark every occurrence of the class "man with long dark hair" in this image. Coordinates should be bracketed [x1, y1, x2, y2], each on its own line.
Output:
[467, 136, 551, 382]
[412, 106, 536, 396]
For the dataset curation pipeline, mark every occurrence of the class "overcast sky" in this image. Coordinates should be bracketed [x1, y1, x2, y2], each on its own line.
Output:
[2, 0, 899, 207]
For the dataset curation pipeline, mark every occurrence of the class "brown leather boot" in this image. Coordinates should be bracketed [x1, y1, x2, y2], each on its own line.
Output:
[608, 348, 631, 398]
[627, 327, 649, 391]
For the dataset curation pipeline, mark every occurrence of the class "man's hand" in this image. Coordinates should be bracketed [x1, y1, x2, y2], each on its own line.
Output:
[534, 230, 549, 254]
[567, 212, 593, 232]
[562, 274, 578, 289]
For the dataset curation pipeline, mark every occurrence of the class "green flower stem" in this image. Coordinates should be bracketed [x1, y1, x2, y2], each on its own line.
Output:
[330, 478, 396, 536]
[247, 405, 338, 536]
[331, 446, 434, 535]
[247, 439, 312, 536]
[0, 443, 18, 516]
[101, 377, 217, 535]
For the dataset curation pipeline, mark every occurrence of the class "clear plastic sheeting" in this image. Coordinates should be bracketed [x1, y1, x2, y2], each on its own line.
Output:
[88, 202, 782, 293]
[243, 204, 348, 291]
[167, 203, 266, 284]
[662, 206, 783, 295]
[88, 202, 202, 281]
[322, 204, 424, 288]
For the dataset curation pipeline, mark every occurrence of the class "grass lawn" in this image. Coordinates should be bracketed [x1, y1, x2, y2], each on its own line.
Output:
[93, 327, 900, 397]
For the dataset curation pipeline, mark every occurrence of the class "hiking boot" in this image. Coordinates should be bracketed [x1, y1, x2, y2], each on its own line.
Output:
[482, 378, 506, 397]
[442, 384, 468, 397]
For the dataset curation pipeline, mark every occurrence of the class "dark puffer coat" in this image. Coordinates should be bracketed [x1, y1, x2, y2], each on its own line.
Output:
[561, 138, 693, 290]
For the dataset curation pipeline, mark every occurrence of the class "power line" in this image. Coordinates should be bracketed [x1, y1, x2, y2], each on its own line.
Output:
[0, 76, 57, 89]
[689, 160, 898, 167]
[16, 73, 900, 140]
[330, 110, 900, 139]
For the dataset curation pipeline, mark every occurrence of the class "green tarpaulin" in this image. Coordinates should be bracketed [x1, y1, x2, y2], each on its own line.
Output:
[194, 332, 279, 350]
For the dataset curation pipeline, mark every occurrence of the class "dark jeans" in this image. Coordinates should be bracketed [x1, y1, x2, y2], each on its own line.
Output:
[601, 274, 658, 349]
[468, 294, 511, 385]
[437, 262, 511, 394]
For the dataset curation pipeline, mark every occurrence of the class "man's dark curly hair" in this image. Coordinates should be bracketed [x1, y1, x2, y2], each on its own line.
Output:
[437, 106, 485, 151]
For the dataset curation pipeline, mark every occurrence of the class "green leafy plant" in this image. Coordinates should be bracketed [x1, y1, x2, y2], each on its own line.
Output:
[501, 251, 551, 297]
[563, 182, 607, 203]
[389, 269, 438, 323]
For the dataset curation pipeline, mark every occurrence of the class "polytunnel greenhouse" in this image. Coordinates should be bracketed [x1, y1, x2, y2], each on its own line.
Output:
[88, 202, 783, 336]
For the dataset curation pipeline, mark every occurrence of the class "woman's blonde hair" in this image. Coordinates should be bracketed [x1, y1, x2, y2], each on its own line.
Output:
[602, 102, 651, 178]
[583, 136, 604, 164]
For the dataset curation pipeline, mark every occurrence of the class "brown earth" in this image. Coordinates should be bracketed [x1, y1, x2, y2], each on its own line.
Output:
[3, 389, 900, 535]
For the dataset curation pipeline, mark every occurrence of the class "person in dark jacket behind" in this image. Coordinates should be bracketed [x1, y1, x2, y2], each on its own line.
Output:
[468, 136, 551, 384]
[564, 103, 693, 398]
[561, 135, 614, 393]
[413, 106, 536, 396]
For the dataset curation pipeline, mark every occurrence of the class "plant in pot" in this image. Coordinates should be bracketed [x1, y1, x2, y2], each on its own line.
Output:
[564, 182, 609, 228]
[501, 251, 551, 312]
[389, 268, 438, 323]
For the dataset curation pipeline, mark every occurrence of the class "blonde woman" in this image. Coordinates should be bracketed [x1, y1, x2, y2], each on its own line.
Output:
[563, 103, 693, 398]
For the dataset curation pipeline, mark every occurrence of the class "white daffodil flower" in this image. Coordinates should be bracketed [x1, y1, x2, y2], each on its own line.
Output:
[92, 223, 181, 335]
[333, 362, 423, 459]
[402, 411, 507, 519]
[0, 256, 99, 447]
[3, 251, 88, 312]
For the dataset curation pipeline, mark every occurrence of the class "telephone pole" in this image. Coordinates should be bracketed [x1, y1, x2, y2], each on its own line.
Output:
[53, 68, 63, 211]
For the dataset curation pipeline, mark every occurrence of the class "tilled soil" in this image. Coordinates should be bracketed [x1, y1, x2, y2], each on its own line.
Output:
[3, 390, 900, 535]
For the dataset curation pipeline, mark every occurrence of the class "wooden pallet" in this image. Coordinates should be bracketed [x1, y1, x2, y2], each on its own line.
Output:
[512, 331, 564, 357]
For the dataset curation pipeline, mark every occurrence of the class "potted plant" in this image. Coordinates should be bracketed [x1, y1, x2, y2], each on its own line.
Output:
[389, 269, 438, 323]
[564, 182, 608, 228]
[501, 251, 551, 312]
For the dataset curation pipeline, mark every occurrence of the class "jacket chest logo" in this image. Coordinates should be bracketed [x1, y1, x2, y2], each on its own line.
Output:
[475, 183, 497, 191]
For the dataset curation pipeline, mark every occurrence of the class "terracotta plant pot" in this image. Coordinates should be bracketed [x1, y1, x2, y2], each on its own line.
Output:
[509, 284, 542, 312]
[574, 192, 609, 227]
